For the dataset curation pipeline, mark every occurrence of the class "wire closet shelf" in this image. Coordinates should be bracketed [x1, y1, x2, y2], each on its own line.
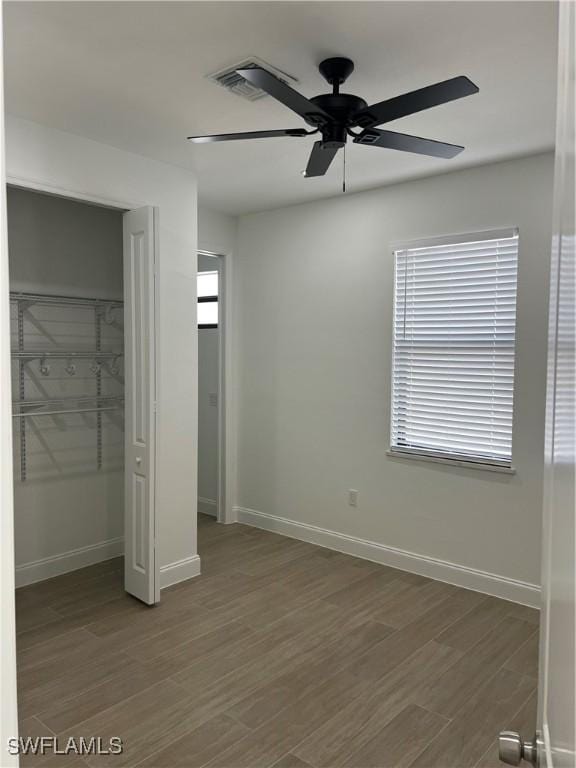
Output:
[10, 291, 125, 480]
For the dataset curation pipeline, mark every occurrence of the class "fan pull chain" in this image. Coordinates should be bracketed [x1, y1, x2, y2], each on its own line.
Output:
[342, 144, 347, 193]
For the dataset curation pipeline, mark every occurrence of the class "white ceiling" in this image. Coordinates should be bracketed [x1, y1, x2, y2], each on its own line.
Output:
[4, 1, 558, 215]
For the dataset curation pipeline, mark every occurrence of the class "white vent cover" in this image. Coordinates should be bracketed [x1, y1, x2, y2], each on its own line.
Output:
[207, 57, 298, 101]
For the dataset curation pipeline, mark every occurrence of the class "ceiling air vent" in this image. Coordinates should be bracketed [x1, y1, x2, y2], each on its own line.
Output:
[207, 57, 298, 101]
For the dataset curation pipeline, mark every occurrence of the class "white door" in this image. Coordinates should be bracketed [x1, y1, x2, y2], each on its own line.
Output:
[499, 5, 575, 767]
[539, 2, 575, 765]
[123, 206, 159, 605]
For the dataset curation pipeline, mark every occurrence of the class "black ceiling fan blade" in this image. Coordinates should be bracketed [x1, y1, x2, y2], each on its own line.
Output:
[353, 128, 464, 158]
[352, 76, 479, 129]
[188, 128, 310, 143]
[237, 68, 332, 127]
[304, 141, 340, 177]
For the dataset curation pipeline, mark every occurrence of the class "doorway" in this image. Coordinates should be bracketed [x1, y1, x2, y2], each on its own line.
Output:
[7, 185, 158, 607]
[197, 250, 225, 525]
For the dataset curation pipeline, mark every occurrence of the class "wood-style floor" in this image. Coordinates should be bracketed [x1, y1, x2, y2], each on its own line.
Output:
[16, 514, 539, 768]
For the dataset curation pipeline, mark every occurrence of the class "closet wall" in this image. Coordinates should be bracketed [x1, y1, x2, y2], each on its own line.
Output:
[8, 187, 124, 585]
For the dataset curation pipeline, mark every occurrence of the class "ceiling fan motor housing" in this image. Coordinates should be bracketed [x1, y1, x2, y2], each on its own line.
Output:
[309, 93, 367, 146]
[310, 59, 367, 147]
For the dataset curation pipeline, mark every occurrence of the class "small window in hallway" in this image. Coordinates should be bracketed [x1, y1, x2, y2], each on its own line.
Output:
[198, 270, 218, 328]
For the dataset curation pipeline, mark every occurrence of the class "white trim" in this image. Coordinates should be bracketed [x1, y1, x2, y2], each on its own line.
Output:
[221, 249, 236, 525]
[387, 450, 516, 474]
[391, 226, 518, 253]
[198, 497, 217, 517]
[0, 29, 19, 761]
[15, 537, 124, 588]
[7, 174, 140, 211]
[215, 253, 226, 524]
[235, 507, 541, 608]
[153, 205, 161, 604]
[159, 554, 201, 589]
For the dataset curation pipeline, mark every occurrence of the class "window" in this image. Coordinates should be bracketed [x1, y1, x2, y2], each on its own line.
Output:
[197, 270, 218, 329]
[391, 229, 519, 468]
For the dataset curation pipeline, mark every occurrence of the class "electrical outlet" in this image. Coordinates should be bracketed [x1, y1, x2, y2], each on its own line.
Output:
[348, 489, 359, 507]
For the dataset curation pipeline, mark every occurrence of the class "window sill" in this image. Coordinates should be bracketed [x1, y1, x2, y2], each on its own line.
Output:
[386, 450, 516, 475]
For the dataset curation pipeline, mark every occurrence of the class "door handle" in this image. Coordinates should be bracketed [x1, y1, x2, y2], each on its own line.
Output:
[499, 731, 542, 767]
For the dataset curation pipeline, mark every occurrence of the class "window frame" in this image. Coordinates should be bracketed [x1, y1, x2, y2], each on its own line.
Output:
[389, 227, 519, 474]
[197, 270, 219, 330]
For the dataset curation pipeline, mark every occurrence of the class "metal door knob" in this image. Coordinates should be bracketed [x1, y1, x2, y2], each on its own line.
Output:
[499, 731, 540, 767]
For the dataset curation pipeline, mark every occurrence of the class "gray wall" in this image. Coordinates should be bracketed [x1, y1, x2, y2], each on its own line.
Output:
[235, 153, 554, 590]
[8, 187, 124, 578]
[8, 186, 123, 299]
[198, 205, 237, 256]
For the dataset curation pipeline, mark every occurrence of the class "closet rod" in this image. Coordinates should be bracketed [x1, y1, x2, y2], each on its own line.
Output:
[13, 395, 124, 409]
[12, 405, 123, 419]
[12, 350, 123, 360]
[10, 292, 123, 308]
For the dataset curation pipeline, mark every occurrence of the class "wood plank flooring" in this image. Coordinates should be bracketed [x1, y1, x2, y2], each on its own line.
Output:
[15, 514, 539, 768]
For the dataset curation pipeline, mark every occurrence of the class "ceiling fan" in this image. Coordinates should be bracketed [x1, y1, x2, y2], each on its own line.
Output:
[188, 58, 479, 178]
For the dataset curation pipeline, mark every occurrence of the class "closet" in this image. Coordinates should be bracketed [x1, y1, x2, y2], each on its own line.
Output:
[8, 186, 158, 605]
[8, 187, 125, 593]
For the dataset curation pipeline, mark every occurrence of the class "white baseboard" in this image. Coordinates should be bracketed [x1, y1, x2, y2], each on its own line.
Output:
[160, 554, 201, 589]
[198, 497, 217, 518]
[16, 539, 202, 592]
[235, 507, 541, 608]
[15, 537, 124, 588]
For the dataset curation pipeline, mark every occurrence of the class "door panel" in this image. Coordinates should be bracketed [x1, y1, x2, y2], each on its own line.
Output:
[539, 2, 575, 766]
[499, 7, 574, 767]
[123, 206, 158, 605]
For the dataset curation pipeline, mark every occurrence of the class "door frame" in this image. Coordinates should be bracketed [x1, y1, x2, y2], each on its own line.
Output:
[197, 249, 234, 525]
[0, 16, 19, 758]
[5, 174, 160, 598]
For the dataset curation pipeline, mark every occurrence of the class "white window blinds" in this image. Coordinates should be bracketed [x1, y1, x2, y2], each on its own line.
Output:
[391, 229, 519, 467]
